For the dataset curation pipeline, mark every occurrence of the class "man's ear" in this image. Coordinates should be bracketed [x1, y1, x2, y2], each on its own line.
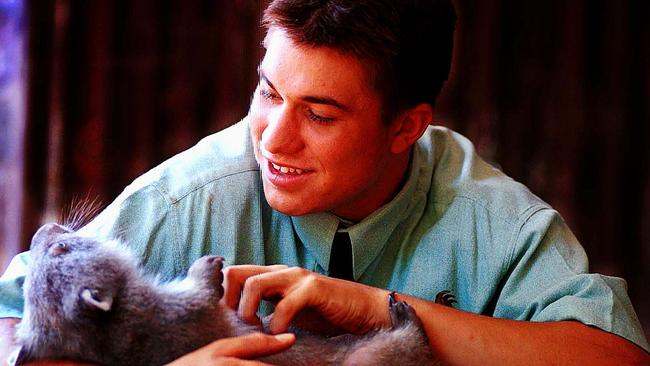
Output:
[389, 103, 433, 154]
[80, 288, 114, 312]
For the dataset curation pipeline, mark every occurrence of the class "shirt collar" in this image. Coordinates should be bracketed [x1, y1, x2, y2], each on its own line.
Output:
[291, 147, 422, 280]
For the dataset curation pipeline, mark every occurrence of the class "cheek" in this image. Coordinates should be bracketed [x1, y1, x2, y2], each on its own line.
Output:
[353, 143, 391, 184]
[318, 133, 383, 176]
[339, 127, 387, 157]
[248, 109, 266, 144]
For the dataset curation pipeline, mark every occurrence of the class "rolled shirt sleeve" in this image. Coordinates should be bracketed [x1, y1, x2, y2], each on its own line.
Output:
[493, 208, 650, 351]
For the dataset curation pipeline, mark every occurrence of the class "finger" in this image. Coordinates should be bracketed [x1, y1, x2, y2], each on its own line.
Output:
[268, 289, 312, 334]
[166, 333, 295, 366]
[238, 269, 304, 325]
[210, 333, 296, 358]
[211, 357, 275, 366]
[222, 265, 288, 310]
[168, 355, 274, 366]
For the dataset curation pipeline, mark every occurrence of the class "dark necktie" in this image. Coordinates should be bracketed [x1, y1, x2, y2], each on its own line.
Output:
[329, 231, 354, 281]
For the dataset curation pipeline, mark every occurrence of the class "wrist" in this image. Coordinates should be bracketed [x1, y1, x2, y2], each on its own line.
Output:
[371, 287, 393, 329]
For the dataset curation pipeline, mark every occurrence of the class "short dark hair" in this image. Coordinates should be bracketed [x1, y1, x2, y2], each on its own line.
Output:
[262, 0, 456, 121]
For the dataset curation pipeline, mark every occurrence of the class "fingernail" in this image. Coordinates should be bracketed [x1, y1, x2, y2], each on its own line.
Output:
[274, 333, 295, 342]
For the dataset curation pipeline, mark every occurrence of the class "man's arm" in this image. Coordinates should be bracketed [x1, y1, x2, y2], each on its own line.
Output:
[395, 291, 650, 366]
[224, 265, 650, 366]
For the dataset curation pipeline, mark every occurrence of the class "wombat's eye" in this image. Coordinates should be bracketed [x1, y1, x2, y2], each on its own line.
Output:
[48, 241, 69, 256]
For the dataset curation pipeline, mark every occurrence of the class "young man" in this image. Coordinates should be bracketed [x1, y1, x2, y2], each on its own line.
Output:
[1, 1, 649, 365]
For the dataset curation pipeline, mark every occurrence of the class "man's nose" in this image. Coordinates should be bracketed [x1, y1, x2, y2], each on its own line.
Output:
[261, 105, 304, 154]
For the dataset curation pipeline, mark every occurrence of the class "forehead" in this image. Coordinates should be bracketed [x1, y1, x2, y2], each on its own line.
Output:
[261, 29, 379, 108]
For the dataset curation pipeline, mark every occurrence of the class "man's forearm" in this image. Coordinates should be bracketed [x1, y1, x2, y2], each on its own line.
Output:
[396, 293, 649, 366]
[0, 318, 20, 366]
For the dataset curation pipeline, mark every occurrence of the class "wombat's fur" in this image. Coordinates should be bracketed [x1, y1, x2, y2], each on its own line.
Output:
[14, 223, 441, 365]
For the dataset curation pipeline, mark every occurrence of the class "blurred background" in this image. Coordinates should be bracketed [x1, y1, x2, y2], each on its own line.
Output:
[0, 0, 648, 339]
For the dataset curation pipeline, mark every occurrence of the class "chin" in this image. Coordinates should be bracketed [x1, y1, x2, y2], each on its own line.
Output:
[269, 201, 313, 217]
[265, 195, 317, 217]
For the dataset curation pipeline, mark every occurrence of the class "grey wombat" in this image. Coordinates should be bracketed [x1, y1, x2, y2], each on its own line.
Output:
[14, 223, 442, 365]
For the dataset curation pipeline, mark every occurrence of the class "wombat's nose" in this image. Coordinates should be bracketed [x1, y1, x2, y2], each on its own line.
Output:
[206, 256, 225, 265]
[30, 223, 73, 250]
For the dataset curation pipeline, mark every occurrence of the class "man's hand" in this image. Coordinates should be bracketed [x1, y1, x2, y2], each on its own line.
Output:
[222, 265, 650, 366]
[222, 265, 391, 335]
[166, 332, 295, 366]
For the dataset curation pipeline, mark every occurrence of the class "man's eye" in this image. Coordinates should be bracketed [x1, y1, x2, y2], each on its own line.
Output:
[259, 88, 280, 101]
[307, 110, 335, 124]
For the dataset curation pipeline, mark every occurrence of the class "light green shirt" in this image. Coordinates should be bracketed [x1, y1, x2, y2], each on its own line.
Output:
[1, 118, 648, 351]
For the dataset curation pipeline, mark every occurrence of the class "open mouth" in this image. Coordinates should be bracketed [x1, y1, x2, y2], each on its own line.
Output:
[269, 161, 306, 175]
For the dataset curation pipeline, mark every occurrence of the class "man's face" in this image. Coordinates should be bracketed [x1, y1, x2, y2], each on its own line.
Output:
[249, 29, 405, 220]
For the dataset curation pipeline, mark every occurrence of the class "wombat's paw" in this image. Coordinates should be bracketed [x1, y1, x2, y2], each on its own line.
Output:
[188, 256, 225, 293]
[434, 290, 457, 307]
[388, 292, 422, 329]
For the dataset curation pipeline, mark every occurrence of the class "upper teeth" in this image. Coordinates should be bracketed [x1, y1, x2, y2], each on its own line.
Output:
[272, 162, 304, 174]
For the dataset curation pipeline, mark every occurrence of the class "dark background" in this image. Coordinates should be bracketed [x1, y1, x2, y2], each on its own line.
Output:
[0, 0, 648, 339]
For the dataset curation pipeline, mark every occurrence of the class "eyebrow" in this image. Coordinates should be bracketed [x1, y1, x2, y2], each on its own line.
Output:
[258, 69, 352, 113]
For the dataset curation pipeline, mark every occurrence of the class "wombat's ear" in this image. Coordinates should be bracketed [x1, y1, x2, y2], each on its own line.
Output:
[31, 223, 73, 249]
[80, 288, 114, 311]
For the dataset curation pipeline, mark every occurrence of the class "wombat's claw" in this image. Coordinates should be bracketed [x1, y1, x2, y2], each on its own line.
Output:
[388, 291, 398, 306]
[188, 255, 225, 290]
[435, 290, 457, 307]
[388, 291, 419, 328]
